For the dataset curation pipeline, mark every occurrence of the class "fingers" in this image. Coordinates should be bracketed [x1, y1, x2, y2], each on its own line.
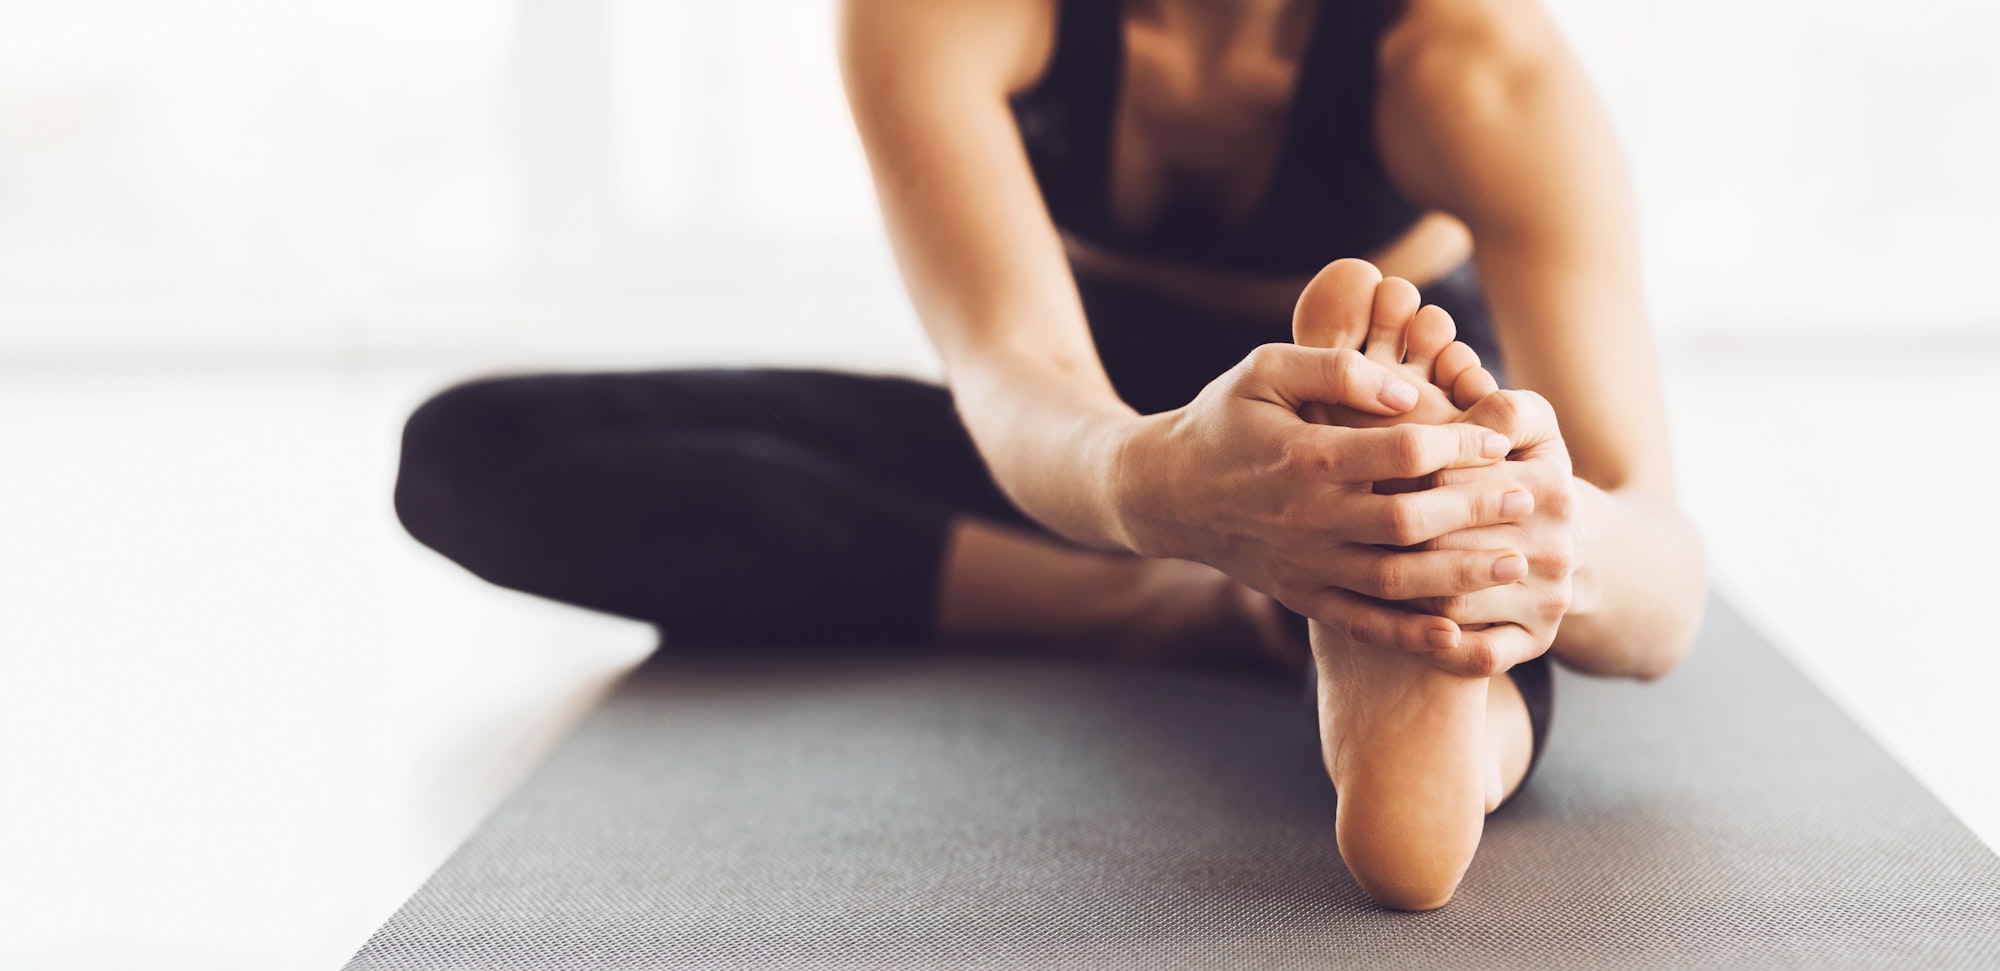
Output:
[1459, 389, 1560, 450]
[1242, 343, 1419, 416]
[1296, 422, 1511, 484]
[1293, 258, 1382, 350]
[1342, 480, 1536, 546]
[1290, 586, 1460, 655]
[1364, 276, 1421, 364]
[1413, 582, 1552, 628]
[1330, 545, 1532, 601]
[1424, 623, 1545, 678]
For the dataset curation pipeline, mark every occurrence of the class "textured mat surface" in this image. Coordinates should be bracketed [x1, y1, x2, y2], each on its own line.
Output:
[347, 597, 2000, 969]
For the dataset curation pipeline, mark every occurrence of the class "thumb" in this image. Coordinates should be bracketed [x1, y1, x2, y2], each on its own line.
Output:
[1458, 389, 1562, 451]
[1245, 343, 1419, 417]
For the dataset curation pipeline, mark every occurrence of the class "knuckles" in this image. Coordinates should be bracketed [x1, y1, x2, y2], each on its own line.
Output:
[1275, 437, 1337, 481]
[1468, 389, 1559, 444]
[1494, 389, 1555, 426]
[1272, 496, 1321, 535]
[1475, 390, 1524, 432]
[1239, 342, 1287, 377]
[1337, 603, 1372, 645]
[1388, 425, 1433, 478]
[1369, 557, 1413, 600]
[1540, 475, 1579, 519]
[1225, 344, 1289, 395]
[1533, 581, 1572, 622]
[1382, 495, 1432, 547]
[1435, 594, 1473, 621]
[1455, 639, 1501, 678]
[1543, 537, 1578, 576]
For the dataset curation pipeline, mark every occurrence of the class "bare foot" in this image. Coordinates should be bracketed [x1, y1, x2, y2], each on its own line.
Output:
[1293, 259, 1498, 431]
[1291, 259, 1531, 910]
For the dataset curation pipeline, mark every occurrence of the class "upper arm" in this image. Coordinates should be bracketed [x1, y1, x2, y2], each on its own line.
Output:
[840, 0, 1114, 396]
[1375, 0, 1674, 497]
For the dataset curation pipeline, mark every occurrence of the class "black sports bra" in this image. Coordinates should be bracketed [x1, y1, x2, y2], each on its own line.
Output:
[1010, 0, 1424, 277]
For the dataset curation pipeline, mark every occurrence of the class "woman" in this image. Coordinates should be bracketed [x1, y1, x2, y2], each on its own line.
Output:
[394, 0, 1705, 910]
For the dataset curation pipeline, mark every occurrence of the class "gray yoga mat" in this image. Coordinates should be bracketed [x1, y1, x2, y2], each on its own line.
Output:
[346, 596, 2000, 969]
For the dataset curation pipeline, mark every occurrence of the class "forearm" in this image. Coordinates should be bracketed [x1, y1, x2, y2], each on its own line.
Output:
[1553, 480, 1707, 680]
[944, 338, 1148, 552]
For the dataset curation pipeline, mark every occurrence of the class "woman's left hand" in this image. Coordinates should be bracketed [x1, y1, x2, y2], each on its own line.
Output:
[1408, 389, 1583, 678]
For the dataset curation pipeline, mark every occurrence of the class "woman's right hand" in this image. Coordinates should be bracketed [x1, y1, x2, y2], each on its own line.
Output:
[1112, 342, 1539, 655]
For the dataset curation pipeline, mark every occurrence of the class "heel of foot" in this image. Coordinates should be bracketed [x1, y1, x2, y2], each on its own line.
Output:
[1335, 793, 1479, 911]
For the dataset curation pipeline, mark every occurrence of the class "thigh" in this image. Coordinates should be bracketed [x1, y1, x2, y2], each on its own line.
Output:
[428, 368, 1034, 528]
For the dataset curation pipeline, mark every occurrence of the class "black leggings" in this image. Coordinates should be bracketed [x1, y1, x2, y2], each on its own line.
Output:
[393, 365, 1551, 772]
[393, 262, 1507, 644]
[392, 264, 1549, 760]
[394, 369, 1021, 646]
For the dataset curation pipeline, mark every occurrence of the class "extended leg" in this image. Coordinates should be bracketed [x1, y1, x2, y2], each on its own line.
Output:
[1293, 260, 1541, 909]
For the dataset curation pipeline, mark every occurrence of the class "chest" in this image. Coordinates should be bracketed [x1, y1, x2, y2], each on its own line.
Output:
[1110, 2, 1320, 231]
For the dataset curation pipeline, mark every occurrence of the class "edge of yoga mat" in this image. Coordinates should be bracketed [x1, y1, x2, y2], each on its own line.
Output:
[345, 596, 2000, 970]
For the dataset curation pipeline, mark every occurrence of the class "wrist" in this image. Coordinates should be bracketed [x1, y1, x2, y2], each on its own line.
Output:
[1104, 409, 1184, 559]
[1550, 478, 1708, 680]
[1565, 476, 1611, 623]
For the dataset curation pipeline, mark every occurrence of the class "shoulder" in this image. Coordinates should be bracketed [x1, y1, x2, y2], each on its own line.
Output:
[840, 0, 1056, 97]
[1372, 0, 1611, 217]
[1379, 0, 1567, 106]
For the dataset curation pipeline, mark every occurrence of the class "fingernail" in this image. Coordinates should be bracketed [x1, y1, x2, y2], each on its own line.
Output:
[1427, 628, 1459, 651]
[1482, 433, 1511, 458]
[1380, 379, 1419, 411]
[1501, 490, 1533, 518]
[1492, 554, 1529, 582]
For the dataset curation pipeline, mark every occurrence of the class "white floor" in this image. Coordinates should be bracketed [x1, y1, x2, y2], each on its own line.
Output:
[1, 345, 1995, 970]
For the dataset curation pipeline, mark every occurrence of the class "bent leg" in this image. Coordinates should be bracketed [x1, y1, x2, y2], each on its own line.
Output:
[394, 369, 1011, 646]
[395, 368, 1300, 665]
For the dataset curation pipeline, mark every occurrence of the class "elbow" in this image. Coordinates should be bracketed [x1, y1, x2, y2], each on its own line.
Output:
[1627, 559, 1709, 682]
[1630, 625, 1696, 682]
[1649, 536, 1710, 678]
[1568, 506, 1706, 682]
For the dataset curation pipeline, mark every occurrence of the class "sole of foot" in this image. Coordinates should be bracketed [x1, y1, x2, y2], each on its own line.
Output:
[1291, 258, 1528, 911]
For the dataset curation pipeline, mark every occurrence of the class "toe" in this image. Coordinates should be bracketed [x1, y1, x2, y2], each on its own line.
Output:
[1364, 277, 1422, 364]
[1450, 356, 1501, 410]
[1433, 341, 1482, 400]
[1405, 305, 1458, 376]
[1293, 258, 1382, 349]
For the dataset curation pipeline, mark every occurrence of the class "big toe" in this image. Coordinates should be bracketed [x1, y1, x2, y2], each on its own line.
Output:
[1294, 258, 1382, 349]
[1364, 277, 1422, 365]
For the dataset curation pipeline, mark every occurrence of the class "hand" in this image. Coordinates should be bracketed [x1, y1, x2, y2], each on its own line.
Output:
[1412, 389, 1581, 677]
[1113, 342, 1540, 655]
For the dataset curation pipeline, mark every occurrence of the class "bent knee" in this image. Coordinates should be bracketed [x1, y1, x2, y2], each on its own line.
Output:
[393, 375, 553, 554]
[399, 375, 550, 468]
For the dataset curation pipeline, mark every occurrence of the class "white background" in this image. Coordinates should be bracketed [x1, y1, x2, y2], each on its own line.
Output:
[2, 1, 1997, 968]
